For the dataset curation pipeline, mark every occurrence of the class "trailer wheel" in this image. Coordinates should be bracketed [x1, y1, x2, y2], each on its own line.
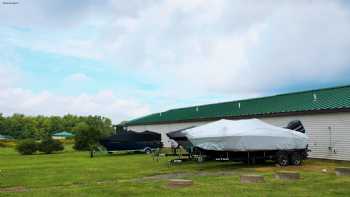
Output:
[250, 156, 257, 165]
[290, 152, 302, 166]
[277, 151, 289, 166]
[197, 156, 205, 163]
[144, 148, 152, 154]
[255, 158, 265, 164]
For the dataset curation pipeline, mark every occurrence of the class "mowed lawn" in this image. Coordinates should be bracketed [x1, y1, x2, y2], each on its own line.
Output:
[1, 147, 350, 197]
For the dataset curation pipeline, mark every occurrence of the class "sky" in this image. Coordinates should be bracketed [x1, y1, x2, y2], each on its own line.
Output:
[1, 0, 350, 123]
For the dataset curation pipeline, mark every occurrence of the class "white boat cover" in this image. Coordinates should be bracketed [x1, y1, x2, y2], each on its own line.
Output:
[183, 119, 308, 151]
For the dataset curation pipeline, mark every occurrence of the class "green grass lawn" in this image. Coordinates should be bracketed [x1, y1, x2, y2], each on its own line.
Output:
[1, 147, 350, 197]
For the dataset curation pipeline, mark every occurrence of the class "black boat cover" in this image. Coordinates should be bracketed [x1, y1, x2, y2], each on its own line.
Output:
[166, 127, 194, 140]
[106, 130, 161, 141]
[100, 130, 162, 151]
[167, 126, 195, 151]
[285, 120, 306, 133]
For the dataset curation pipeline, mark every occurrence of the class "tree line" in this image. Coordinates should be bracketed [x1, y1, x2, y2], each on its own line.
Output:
[0, 113, 114, 140]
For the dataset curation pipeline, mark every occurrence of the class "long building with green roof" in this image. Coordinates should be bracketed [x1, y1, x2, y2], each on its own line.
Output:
[125, 85, 350, 161]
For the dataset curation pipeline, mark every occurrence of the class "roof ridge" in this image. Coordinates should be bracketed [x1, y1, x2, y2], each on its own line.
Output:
[164, 84, 350, 111]
[125, 84, 350, 126]
[125, 112, 160, 124]
[272, 84, 350, 97]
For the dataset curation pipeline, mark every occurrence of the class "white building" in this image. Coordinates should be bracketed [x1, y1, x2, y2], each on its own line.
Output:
[124, 85, 350, 161]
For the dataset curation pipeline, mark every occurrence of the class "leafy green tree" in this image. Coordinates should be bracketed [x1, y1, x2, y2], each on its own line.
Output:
[16, 139, 38, 155]
[62, 114, 79, 132]
[38, 137, 64, 154]
[73, 122, 94, 150]
[48, 116, 64, 135]
[0, 113, 5, 134]
[0, 114, 114, 142]
[73, 116, 113, 151]
[5, 114, 37, 139]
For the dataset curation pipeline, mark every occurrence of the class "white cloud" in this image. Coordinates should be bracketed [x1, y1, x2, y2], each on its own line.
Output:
[65, 73, 91, 83]
[1, 0, 350, 118]
[0, 65, 150, 123]
[85, 0, 350, 97]
[0, 87, 150, 123]
[0, 64, 21, 88]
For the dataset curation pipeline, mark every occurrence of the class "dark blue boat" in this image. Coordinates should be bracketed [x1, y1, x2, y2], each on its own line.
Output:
[100, 130, 162, 154]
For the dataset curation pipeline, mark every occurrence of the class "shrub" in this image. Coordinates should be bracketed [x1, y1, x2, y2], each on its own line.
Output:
[73, 122, 103, 151]
[59, 138, 74, 145]
[38, 137, 64, 154]
[73, 137, 89, 151]
[0, 140, 16, 148]
[16, 139, 38, 155]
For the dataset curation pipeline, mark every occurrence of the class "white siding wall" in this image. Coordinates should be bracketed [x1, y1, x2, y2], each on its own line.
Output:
[260, 112, 350, 161]
[127, 112, 350, 161]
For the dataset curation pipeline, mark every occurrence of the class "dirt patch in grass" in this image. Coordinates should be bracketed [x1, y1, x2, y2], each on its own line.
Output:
[254, 160, 344, 174]
[0, 186, 29, 193]
[196, 171, 237, 176]
[96, 180, 116, 185]
[143, 172, 193, 180]
[168, 179, 194, 189]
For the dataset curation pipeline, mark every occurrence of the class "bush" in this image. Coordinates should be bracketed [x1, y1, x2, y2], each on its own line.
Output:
[73, 122, 104, 151]
[16, 139, 38, 155]
[73, 137, 89, 151]
[38, 137, 64, 154]
[59, 138, 75, 145]
[0, 140, 16, 148]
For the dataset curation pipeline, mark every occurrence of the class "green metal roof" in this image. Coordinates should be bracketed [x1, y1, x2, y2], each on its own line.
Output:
[52, 131, 74, 137]
[0, 134, 13, 140]
[125, 85, 350, 126]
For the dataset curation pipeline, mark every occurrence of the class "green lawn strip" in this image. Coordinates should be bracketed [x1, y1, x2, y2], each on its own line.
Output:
[1, 147, 350, 196]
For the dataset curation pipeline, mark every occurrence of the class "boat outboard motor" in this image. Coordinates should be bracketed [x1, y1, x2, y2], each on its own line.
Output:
[286, 120, 305, 133]
[167, 127, 195, 152]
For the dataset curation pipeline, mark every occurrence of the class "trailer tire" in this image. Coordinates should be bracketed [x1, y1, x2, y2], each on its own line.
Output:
[197, 156, 205, 163]
[144, 147, 152, 154]
[250, 156, 257, 165]
[255, 158, 265, 164]
[290, 152, 302, 166]
[277, 151, 289, 166]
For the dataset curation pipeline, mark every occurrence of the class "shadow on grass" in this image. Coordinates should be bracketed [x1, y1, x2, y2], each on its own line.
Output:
[166, 159, 278, 171]
[92, 151, 149, 158]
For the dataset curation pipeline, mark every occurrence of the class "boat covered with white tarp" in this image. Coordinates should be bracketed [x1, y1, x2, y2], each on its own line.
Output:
[182, 119, 308, 151]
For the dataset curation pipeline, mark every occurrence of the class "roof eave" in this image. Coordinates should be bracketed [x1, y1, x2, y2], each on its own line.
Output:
[125, 107, 350, 126]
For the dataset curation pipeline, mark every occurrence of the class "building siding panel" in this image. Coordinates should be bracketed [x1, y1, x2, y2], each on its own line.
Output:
[260, 112, 350, 161]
